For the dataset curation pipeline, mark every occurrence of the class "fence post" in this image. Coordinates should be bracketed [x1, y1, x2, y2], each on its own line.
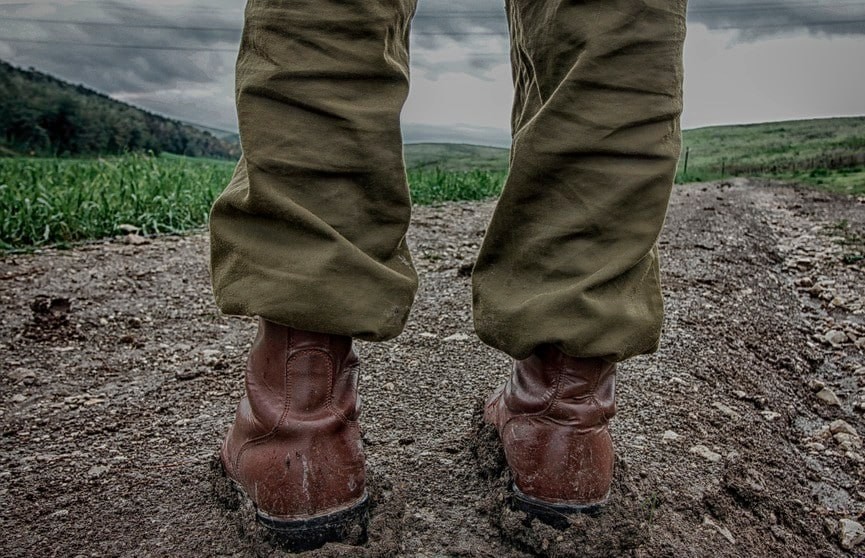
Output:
[683, 146, 689, 176]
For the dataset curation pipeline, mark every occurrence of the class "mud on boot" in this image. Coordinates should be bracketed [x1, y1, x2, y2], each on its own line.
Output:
[220, 319, 369, 550]
[484, 345, 616, 527]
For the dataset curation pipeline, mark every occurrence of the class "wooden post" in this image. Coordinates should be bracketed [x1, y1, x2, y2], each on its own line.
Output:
[683, 146, 689, 175]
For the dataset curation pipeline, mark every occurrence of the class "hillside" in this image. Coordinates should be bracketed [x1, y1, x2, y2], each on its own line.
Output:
[404, 116, 865, 194]
[0, 59, 239, 159]
[679, 116, 865, 193]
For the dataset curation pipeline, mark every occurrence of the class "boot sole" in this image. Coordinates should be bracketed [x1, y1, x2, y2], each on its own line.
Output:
[511, 484, 607, 528]
[218, 456, 369, 551]
[256, 492, 369, 551]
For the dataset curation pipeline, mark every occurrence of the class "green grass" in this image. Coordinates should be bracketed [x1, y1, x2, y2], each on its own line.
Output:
[0, 151, 507, 250]
[2, 117, 863, 250]
[0, 153, 234, 250]
[676, 116, 865, 195]
[408, 168, 506, 204]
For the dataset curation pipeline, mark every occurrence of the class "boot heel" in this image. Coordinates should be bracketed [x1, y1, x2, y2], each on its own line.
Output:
[257, 493, 369, 551]
[511, 484, 606, 528]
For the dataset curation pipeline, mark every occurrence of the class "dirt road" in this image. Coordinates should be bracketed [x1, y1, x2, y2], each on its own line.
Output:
[2, 179, 864, 557]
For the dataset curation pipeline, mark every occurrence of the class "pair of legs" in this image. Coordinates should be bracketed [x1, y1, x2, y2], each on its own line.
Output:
[209, 0, 686, 547]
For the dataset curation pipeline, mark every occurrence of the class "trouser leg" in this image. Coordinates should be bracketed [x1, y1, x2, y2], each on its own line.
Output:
[209, 0, 419, 341]
[472, 0, 687, 362]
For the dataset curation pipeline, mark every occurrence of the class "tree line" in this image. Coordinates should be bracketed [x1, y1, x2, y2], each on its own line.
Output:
[0, 59, 239, 159]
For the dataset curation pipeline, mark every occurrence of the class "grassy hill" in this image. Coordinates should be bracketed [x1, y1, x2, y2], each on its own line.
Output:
[678, 116, 865, 193]
[404, 143, 509, 171]
[406, 116, 865, 195]
[0, 59, 239, 159]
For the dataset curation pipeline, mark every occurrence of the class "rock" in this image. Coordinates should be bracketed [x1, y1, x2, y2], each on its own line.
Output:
[712, 402, 741, 420]
[838, 519, 865, 549]
[854, 367, 865, 376]
[662, 430, 680, 441]
[8, 368, 36, 383]
[87, 465, 110, 479]
[808, 379, 826, 392]
[816, 388, 841, 406]
[175, 369, 202, 381]
[10, 394, 25, 403]
[690, 445, 722, 463]
[117, 224, 140, 233]
[830, 419, 858, 436]
[703, 516, 736, 544]
[834, 432, 862, 450]
[418, 332, 437, 339]
[760, 411, 781, 421]
[846, 451, 865, 463]
[123, 233, 149, 246]
[824, 330, 847, 347]
[442, 333, 470, 342]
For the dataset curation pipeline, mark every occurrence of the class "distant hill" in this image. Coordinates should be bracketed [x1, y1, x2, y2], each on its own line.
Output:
[404, 143, 509, 171]
[0, 59, 239, 159]
[404, 116, 865, 193]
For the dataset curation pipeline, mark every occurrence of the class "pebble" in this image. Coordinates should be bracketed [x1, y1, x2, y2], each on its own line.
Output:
[712, 402, 741, 420]
[442, 333, 471, 342]
[123, 233, 150, 246]
[10, 394, 26, 403]
[807, 379, 826, 392]
[834, 433, 862, 450]
[839, 519, 865, 550]
[816, 388, 841, 406]
[690, 445, 722, 463]
[418, 332, 437, 339]
[830, 419, 858, 436]
[87, 465, 110, 479]
[824, 330, 847, 346]
[662, 430, 680, 441]
[760, 411, 781, 421]
[703, 516, 736, 544]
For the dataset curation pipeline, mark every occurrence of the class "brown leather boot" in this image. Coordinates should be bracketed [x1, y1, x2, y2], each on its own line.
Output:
[484, 345, 616, 523]
[220, 318, 367, 548]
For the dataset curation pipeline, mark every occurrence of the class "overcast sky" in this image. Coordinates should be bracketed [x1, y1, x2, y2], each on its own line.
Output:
[0, 0, 863, 146]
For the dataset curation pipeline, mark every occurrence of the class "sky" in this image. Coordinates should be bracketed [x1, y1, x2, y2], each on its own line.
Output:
[0, 0, 864, 147]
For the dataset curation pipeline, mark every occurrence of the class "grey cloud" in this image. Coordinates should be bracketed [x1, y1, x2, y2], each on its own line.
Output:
[687, 0, 865, 40]
[0, 0, 241, 95]
[403, 122, 510, 147]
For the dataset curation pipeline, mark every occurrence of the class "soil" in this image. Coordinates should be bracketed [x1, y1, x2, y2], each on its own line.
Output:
[2, 178, 864, 557]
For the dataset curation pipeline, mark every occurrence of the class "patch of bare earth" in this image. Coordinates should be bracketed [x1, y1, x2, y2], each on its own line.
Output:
[1, 178, 863, 557]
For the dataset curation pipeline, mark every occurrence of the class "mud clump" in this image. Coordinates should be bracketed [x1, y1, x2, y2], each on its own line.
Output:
[209, 454, 405, 557]
[469, 403, 655, 557]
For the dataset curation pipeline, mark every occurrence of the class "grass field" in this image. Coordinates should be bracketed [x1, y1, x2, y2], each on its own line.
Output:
[0, 153, 506, 249]
[676, 116, 865, 194]
[1, 116, 863, 250]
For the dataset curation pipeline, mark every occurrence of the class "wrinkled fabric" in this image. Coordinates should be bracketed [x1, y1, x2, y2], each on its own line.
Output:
[473, 0, 688, 361]
[210, 0, 688, 361]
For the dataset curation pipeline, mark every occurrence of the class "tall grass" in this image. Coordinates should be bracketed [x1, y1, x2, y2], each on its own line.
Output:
[0, 153, 234, 249]
[408, 168, 506, 204]
[0, 154, 506, 250]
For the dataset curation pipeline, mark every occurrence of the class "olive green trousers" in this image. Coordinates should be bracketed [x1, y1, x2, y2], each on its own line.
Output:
[210, 0, 687, 362]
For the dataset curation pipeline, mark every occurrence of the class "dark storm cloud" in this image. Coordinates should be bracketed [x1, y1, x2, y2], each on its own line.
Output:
[0, 0, 242, 96]
[687, 0, 865, 40]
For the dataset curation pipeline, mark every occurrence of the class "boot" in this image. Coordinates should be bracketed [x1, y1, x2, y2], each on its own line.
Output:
[220, 318, 368, 548]
[484, 345, 616, 523]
